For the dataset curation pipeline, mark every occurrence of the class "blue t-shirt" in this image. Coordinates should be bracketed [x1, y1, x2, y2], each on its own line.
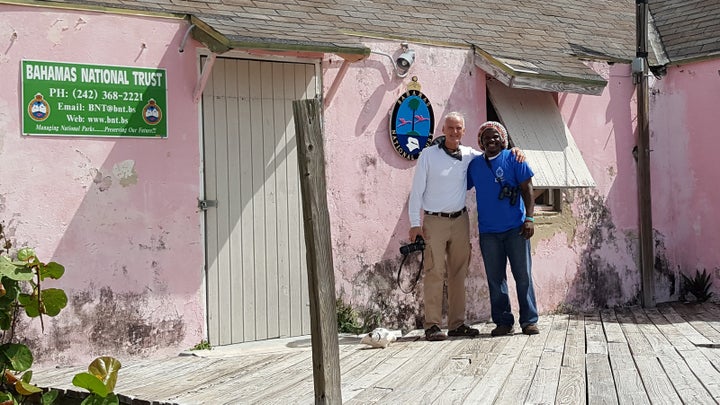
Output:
[467, 149, 534, 233]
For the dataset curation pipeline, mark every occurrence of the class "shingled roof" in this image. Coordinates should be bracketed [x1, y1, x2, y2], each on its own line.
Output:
[8, 0, 719, 93]
[649, 0, 720, 64]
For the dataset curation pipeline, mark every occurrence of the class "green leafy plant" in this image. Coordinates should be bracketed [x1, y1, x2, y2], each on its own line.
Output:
[336, 298, 381, 335]
[71, 356, 122, 405]
[681, 269, 714, 303]
[190, 340, 212, 351]
[0, 222, 123, 405]
[0, 222, 67, 404]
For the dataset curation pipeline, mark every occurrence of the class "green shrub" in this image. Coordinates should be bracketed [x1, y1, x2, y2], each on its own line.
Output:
[681, 269, 714, 303]
[336, 298, 381, 334]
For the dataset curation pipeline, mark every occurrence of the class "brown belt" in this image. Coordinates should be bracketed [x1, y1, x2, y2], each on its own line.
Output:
[424, 207, 467, 219]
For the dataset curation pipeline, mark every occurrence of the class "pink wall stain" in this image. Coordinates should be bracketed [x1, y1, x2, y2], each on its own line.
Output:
[323, 44, 647, 325]
[0, 5, 204, 365]
[649, 60, 720, 288]
[3, 2, 717, 364]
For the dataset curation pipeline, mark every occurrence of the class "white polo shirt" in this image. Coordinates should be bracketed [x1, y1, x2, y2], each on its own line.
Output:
[408, 144, 482, 227]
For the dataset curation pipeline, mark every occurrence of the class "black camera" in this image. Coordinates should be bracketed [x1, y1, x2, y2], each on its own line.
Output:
[400, 236, 425, 255]
[498, 185, 519, 205]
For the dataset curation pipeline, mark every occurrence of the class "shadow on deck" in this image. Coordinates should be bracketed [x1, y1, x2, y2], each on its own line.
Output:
[33, 301, 720, 404]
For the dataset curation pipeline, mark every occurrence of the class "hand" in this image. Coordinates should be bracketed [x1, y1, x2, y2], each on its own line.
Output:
[510, 147, 526, 163]
[409, 226, 426, 242]
[519, 221, 534, 239]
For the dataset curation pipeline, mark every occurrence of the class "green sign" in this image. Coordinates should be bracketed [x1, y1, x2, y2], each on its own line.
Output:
[21, 60, 167, 138]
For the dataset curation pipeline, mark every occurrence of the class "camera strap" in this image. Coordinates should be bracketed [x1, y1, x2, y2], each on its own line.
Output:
[396, 250, 424, 294]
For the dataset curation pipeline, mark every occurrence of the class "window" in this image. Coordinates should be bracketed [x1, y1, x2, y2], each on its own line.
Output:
[486, 78, 594, 215]
[533, 188, 562, 213]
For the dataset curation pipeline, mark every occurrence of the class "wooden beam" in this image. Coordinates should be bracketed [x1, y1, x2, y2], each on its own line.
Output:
[292, 98, 342, 404]
[324, 60, 351, 109]
[636, 0, 655, 308]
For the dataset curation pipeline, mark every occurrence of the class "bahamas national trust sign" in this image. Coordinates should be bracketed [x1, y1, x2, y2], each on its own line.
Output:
[389, 76, 435, 160]
[21, 60, 167, 138]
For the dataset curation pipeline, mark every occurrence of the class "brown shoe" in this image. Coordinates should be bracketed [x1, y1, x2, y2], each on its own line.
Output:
[448, 324, 480, 337]
[425, 325, 448, 341]
[490, 325, 514, 336]
[522, 324, 540, 335]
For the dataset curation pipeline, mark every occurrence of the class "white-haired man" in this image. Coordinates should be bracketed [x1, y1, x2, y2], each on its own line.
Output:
[408, 113, 524, 341]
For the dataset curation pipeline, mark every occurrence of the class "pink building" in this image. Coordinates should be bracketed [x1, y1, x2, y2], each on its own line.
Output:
[0, 0, 717, 365]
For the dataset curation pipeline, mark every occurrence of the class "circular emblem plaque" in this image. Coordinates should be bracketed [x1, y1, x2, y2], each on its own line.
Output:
[389, 77, 434, 160]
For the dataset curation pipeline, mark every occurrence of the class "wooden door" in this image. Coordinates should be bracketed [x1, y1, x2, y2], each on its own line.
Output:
[202, 57, 315, 345]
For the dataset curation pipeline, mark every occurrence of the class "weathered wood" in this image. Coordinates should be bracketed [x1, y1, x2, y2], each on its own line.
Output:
[248, 344, 366, 404]
[292, 98, 342, 404]
[340, 330, 425, 403]
[644, 307, 717, 403]
[34, 303, 720, 405]
[525, 314, 567, 405]
[464, 330, 530, 402]
[601, 309, 650, 404]
[585, 313, 618, 405]
[440, 324, 509, 404]
[555, 314, 586, 405]
[621, 307, 683, 405]
[494, 316, 553, 404]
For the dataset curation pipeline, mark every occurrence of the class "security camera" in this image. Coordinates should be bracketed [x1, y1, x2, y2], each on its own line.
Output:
[396, 49, 415, 75]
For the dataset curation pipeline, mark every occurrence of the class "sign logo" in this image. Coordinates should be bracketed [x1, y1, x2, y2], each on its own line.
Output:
[28, 93, 50, 121]
[142, 99, 163, 125]
[390, 77, 434, 160]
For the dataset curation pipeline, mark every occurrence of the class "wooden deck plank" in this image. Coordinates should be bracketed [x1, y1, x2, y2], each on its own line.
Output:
[585, 312, 609, 355]
[697, 302, 720, 335]
[671, 301, 720, 346]
[204, 344, 358, 403]
[602, 309, 650, 404]
[462, 328, 530, 403]
[585, 312, 618, 405]
[31, 302, 720, 405]
[670, 302, 720, 367]
[659, 304, 713, 347]
[335, 330, 428, 403]
[392, 323, 492, 404]
[337, 332, 425, 403]
[438, 325, 512, 404]
[168, 350, 315, 403]
[380, 338, 472, 403]
[494, 315, 554, 404]
[245, 342, 375, 403]
[616, 307, 683, 405]
[654, 304, 720, 402]
[644, 307, 717, 403]
[342, 330, 448, 404]
[555, 314, 586, 405]
[524, 314, 568, 405]
[345, 336, 469, 404]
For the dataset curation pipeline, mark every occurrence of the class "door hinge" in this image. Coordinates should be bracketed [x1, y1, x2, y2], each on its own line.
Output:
[198, 199, 218, 211]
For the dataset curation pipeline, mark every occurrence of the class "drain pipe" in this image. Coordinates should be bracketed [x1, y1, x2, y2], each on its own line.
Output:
[635, 0, 655, 307]
[179, 24, 196, 53]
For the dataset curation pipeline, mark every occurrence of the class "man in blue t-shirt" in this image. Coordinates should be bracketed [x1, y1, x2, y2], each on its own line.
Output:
[466, 121, 539, 336]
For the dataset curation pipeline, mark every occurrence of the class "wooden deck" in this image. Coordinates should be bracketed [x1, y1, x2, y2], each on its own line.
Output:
[34, 302, 720, 404]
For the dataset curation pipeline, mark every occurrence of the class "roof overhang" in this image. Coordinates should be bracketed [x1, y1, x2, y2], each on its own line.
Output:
[189, 16, 369, 62]
[486, 79, 596, 188]
[474, 49, 607, 96]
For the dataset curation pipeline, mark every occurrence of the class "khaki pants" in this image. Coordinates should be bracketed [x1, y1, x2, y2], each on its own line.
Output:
[422, 212, 471, 330]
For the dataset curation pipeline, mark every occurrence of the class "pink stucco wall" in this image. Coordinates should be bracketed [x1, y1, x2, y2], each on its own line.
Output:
[4, 1, 714, 365]
[649, 59, 720, 296]
[0, 4, 204, 364]
[322, 42, 492, 326]
[323, 47, 650, 328]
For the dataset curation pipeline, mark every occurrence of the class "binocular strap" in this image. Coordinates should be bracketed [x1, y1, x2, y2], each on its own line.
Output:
[396, 250, 424, 294]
